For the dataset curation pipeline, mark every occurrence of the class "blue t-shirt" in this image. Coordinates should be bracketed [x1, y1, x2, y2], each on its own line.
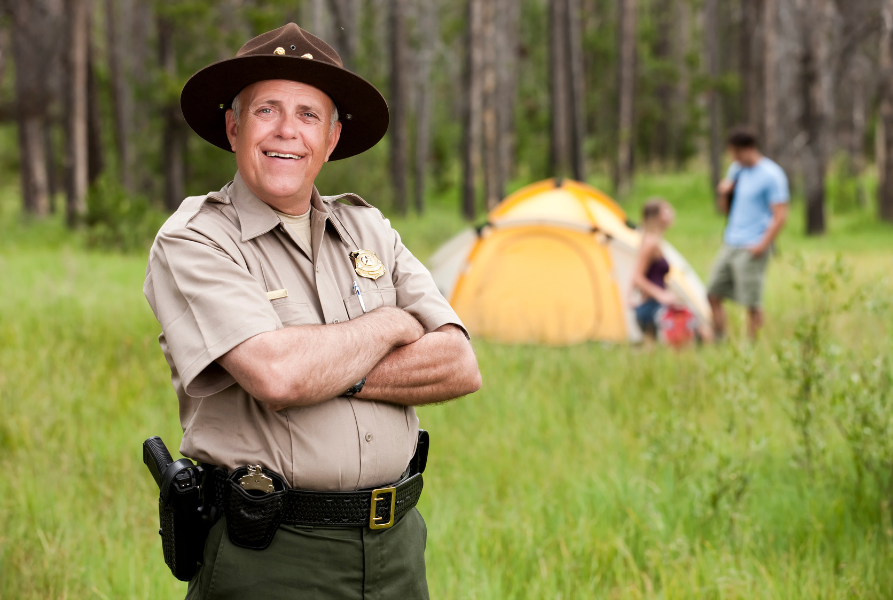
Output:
[724, 157, 789, 247]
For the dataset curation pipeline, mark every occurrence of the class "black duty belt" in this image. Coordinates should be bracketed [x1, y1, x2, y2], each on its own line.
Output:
[204, 431, 429, 550]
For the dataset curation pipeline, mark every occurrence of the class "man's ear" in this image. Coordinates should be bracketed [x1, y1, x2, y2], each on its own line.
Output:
[225, 109, 238, 152]
[324, 121, 342, 162]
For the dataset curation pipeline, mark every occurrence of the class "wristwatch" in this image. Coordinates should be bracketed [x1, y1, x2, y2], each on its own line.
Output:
[343, 377, 366, 397]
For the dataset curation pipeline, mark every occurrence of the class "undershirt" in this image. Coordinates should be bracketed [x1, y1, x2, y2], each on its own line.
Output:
[273, 208, 312, 258]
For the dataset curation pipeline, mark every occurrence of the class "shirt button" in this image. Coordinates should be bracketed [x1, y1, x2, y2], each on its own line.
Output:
[365, 432, 373, 442]
[333, 319, 340, 324]
[316, 265, 320, 272]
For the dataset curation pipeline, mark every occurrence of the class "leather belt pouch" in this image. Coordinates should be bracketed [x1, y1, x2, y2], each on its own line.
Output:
[222, 467, 289, 550]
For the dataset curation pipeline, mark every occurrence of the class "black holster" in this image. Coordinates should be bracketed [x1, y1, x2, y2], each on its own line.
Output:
[143, 437, 218, 582]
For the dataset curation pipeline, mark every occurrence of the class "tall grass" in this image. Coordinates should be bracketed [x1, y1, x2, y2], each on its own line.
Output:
[2, 172, 893, 598]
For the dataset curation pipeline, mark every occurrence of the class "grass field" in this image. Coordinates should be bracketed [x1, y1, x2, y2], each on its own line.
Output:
[2, 171, 893, 599]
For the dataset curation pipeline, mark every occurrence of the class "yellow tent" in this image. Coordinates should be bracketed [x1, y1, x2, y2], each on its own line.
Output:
[428, 178, 711, 345]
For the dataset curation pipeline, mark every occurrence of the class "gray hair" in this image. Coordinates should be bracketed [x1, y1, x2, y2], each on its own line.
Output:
[231, 90, 340, 131]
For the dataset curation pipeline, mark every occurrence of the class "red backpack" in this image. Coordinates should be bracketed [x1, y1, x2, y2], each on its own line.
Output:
[659, 305, 697, 347]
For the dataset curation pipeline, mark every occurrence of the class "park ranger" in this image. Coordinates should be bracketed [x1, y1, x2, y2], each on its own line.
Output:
[143, 23, 482, 599]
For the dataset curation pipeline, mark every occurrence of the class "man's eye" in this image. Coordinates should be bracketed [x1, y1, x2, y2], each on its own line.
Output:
[303, 113, 318, 119]
[259, 108, 273, 114]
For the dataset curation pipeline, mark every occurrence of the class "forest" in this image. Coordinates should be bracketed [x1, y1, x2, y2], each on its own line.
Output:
[4, 0, 893, 237]
[7, 2, 893, 598]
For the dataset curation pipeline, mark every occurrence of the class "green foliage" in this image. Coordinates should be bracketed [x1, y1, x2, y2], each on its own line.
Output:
[775, 254, 852, 474]
[833, 357, 893, 498]
[85, 176, 168, 252]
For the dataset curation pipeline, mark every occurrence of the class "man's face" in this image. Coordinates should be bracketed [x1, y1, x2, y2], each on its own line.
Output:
[730, 146, 759, 167]
[225, 80, 341, 211]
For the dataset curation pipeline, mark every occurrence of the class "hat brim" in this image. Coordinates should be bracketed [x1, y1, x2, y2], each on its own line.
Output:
[180, 55, 389, 161]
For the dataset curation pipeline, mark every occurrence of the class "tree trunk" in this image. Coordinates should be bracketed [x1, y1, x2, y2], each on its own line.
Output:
[413, 0, 436, 214]
[566, 0, 585, 181]
[66, 0, 90, 226]
[495, 0, 519, 194]
[653, 0, 672, 166]
[330, 0, 358, 70]
[129, 0, 151, 193]
[851, 63, 867, 207]
[87, 37, 104, 186]
[671, 0, 691, 169]
[308, 0, 327, 40]
[0, 28, 8, 93]
[105, 0, 132, 190]
[44, 118, 58, 213]
[19, 116, 51, 216]
[462, 0, 484, 221]
[763, 0, 777, 156]
[549, 0, 571, 177]
[158, 14, 185, 211]
[800, 0, 833, 235]
[705, 0, 721, 195]
[740, 0, 760, 129]
[482, 0, 501, 209]
[11, 1, 55, 217]
[879, 1, 893, 221]
[389, 0, 409, 216]
[614, 0, 636, 196]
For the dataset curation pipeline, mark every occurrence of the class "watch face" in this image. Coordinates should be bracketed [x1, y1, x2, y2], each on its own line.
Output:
[344, 377, 366, 397]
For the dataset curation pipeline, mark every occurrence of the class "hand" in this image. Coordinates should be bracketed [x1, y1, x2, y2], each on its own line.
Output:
[717, 179, 734, 196]
[748, 243, 767, 258]
[373, 307, 425, 347]
[658, 290, 679, 306]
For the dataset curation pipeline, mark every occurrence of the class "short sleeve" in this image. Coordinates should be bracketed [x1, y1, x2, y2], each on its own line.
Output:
[768, 167, 790, 205]
[145, 228, 280, 397]
[726, 162, 742, 180]
[387, 223, 469, 339]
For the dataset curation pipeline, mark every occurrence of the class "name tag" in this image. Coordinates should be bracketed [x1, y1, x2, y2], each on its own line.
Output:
[266, 289, 288, 300]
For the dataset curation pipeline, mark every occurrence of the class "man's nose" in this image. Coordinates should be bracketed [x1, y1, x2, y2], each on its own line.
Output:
[275, 112, 299, 138]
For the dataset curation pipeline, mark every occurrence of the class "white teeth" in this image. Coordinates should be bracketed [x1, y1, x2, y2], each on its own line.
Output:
[264, 151, 303, 159]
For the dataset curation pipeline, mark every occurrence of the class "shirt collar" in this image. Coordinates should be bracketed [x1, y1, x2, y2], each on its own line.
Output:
[228, 172, 331, 242]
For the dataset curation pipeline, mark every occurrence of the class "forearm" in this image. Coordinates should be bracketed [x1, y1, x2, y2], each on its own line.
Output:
[633, 275, 668, 301]
[219, 307, 419, 410]
[356, 325, 481, 406]
[760, 218, 784, 246]
[757, 205, 788, 249]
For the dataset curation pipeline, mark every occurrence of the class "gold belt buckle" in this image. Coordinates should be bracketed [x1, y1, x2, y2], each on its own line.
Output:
[369, 486, 397, 530]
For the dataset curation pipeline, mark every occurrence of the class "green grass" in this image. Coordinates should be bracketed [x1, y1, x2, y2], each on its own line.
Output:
[2, 171, 893, 598]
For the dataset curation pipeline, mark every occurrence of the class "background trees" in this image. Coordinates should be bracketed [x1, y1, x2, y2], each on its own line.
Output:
[0, 0, 889, 232]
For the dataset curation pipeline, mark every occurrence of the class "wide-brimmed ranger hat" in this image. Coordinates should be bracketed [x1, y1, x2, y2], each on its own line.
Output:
[181, 23, 388, 161]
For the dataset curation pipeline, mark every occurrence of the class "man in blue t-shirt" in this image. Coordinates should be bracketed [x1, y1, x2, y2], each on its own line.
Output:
[707, 127, 789, 339]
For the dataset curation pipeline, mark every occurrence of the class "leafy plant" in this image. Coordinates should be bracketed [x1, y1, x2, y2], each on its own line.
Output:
[85, 176, 168, 252]
[775, 254, 852, 475]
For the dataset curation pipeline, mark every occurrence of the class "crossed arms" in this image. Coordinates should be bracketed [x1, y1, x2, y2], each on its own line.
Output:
[218, 307, 482, 411]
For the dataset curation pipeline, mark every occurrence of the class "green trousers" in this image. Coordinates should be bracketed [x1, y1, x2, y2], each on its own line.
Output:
[185, 508, 429, 600]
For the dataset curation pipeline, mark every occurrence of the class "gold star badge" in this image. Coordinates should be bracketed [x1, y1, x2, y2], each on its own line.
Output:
[350, 250, 386, 280]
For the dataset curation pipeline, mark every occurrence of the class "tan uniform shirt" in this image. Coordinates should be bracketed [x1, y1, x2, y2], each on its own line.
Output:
[273, 208, 312, 257]
[143, 173, 466, 491]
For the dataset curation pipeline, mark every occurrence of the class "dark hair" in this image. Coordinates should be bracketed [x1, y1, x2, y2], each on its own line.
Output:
[642, 198, 667, 223]
[727, 126, 758, 149]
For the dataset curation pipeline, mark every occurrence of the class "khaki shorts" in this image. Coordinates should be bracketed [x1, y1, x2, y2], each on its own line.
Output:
[706, 244, 771, 308]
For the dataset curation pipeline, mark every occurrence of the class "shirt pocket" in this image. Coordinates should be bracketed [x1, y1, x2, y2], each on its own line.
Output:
[343, 287, 398, 320]
[270, 299, 317, 326]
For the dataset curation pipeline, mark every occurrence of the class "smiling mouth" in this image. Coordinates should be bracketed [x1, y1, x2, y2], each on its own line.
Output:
[264, 151, 305, 160]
